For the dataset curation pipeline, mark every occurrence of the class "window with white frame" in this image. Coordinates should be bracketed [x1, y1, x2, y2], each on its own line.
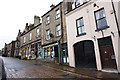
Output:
[56, 9, 60, 19]
[37, 28, 39, 37]
[29, 33, 32, 40]
[95, 8, 108, 29]
[56, 24, 61, 36]
[46, 16, 50, 24]
[46, 29, 50, 40]
[76, 17, 85, 35]
[24, 37, 26, 43]
[83, 0, 90, 3]
[75, 0, 80, 8]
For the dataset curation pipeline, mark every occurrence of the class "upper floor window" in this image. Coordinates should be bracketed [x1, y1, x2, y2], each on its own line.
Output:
[46, 16, 50, 24]
[76, 17, 85, 35]
[46, 29, 50, 40]
[56, 24, 61, 36]
[75, 0, 80, 8]
[83, 0, 90, 3]
[37, 28, 39, 37]
[29, 33, 32, 40]
[56, 9, 60, 19]
[24, 37, 26, 43]
[95, 8, 108, 30]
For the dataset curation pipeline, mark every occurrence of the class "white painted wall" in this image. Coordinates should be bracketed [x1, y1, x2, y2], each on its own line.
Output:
[66, 0, 120, 72]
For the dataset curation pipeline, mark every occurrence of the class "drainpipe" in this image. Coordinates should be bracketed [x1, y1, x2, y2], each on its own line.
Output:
[58, 2, 64, 64]
[58, 40, 61, 64]
[111, 0, 120, 37]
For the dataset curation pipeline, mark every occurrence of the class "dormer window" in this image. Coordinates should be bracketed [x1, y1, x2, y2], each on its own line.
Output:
[75, 0, 80, 8]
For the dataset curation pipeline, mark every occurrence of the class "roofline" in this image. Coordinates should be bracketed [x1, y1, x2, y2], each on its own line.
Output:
[41, 1, 63, 17]
[20, 23, 42, 37]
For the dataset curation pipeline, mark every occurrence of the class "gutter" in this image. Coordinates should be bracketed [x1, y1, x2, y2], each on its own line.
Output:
[111, 0, 120, 37]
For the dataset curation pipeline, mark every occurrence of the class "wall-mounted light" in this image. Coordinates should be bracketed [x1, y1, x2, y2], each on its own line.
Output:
[93, 3, 99, 8]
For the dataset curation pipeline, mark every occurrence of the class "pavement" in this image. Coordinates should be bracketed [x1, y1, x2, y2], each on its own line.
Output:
[1, 56, 120, 80]
[0, 57, 6, 80]
[26, 59, 120, 79]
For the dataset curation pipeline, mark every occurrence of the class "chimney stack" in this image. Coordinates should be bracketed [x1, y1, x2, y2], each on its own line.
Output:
[34, 15, 40, 26]
[26, 23, 28, 27]
[50, 4, 55, 9]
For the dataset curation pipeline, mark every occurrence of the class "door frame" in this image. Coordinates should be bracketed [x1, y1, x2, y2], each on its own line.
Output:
[61, 47, 69, 64]
[73, 40, 97, 68]
[98, 36, 117, 69]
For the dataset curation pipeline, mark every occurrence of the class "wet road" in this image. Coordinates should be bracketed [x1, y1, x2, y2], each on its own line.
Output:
[1, 56, 120, 79]
[1, 57, 97, 79]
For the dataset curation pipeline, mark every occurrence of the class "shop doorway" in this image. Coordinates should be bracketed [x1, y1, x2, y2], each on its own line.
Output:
[62, 47, 69, 64]
[98, 36, 117, 69]
[54, 46, 59, 63]
[74, 40, 97, 68]
[35, 43, 38, 58]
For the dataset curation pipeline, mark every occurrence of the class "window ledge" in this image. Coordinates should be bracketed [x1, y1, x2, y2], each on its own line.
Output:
[95, 26, 110, 32]
[56, 35, 61, 38]
[46, 39, 50, 41]
[55, 17, 60, 20]
[46, 23, 50, 26]
[76, 33, 86, 37]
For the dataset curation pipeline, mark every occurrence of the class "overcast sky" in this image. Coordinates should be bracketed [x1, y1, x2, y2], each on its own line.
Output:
[0, 0, 62, 50]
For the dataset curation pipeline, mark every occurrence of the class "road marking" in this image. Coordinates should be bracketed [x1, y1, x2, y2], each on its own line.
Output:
[43, 65, 100, 80]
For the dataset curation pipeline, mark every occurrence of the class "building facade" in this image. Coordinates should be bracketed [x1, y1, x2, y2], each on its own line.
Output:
[66, 0, 120, 73]
[14, 30, 21, 57]
[20, 16, 42, 59]
[41, 1, 72, 64]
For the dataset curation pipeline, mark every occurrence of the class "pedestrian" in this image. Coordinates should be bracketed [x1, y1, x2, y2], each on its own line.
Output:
[19, 52, 22, 59]
[29, 54, 32, 60]
[26, 55, 28, 60]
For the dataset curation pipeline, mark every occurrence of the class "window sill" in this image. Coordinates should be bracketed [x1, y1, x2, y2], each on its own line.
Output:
[46, 23, 50, 26]
[76, 33, 86, 37]
[95, 26, 110, 32]
[56, 35, 61, 37]
[46, 39, 50, 41]
[55, 17, 60, 20]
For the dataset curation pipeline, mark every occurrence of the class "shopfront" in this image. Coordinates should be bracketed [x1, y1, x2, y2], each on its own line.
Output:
[42, 42, 59, 63]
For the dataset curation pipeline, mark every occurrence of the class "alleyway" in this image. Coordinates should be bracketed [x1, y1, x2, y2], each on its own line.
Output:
[1, 56, 120, 80]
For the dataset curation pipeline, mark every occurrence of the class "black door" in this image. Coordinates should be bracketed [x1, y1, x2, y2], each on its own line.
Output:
[74, 40, 97, 68]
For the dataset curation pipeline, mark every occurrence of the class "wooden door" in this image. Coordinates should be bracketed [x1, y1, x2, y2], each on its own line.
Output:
[100, 45, 117, 69]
